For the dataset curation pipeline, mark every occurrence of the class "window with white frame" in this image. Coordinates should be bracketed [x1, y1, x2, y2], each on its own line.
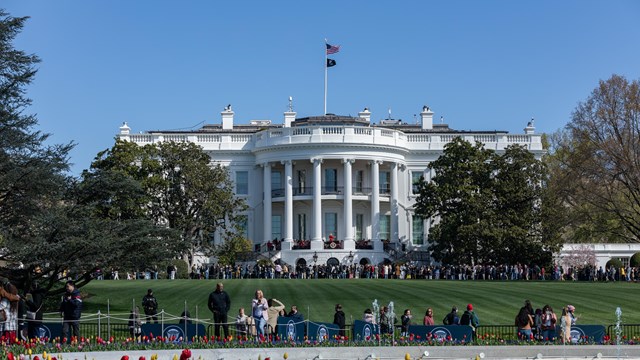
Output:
[411, 171, 424, 195]
[297, 213, 307, 240]
[412, 215, 424, 245]
[379, 215, 390, 241]
[271, 171, 282, 197]
[379, 171, 390, 195]
[355, 170, 364, 193]
[238, 215, 249, 239]
[355, 214, 364, 240]
[272, 215, 282, 240]
[236, 171, 249, 195]
[324, 212, 337, 240]
[325, 169, 337, 193]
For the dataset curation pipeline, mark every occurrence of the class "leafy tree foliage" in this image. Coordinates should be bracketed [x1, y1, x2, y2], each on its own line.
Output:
[0, 10, 177, 294]
[92, 140, 247, 269]
[545, 75, 640, 243]
[415, 138, 553, 265]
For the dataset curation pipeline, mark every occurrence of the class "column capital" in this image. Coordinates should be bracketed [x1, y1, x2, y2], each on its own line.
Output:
[281, 160, 292, 165]
[260, 161, 273, 168]
[310, 158, 323, 164]
[369, 160, 383, 166]
[341, 158, 355, 164]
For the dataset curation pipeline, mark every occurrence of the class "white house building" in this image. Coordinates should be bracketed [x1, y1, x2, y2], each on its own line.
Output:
[117, 104, 544, 270]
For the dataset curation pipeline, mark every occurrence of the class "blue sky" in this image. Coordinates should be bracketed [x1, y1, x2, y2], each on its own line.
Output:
[4, 1, 640, 175]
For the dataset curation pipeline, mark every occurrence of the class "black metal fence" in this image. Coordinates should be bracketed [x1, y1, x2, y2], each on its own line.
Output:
[70, 321, 639, 341]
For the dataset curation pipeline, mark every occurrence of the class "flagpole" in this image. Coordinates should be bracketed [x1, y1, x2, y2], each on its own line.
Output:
[324, 39, 328, 115]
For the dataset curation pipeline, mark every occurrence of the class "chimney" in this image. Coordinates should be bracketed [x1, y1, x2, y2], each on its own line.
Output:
[284, 96, 296, 127]
[284, 111, 296, 128]
[119, 122, 131, 135]
[222, 104, 234, 130]
[524, 118, 535, 134]
[358, 107, 371, 123]
[420, 105, 434, 130]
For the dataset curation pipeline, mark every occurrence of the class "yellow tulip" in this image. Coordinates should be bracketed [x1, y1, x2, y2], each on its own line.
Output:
[405, 354, 411, 360]
[284, 353, 289, 359]
[173, 355, 179, 360]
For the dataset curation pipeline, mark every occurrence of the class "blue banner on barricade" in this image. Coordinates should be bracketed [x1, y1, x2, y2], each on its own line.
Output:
[276, 316, 306, 341]
[556, 325, 605, 344]
[35, 323, 63, 339]
[141, 323, 206, 341]
[408, 325, 474, 343]
[352, 320, 380, 341]
[307, 321, 339, 342]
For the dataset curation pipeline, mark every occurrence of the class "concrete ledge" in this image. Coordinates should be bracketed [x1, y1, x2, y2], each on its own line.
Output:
[31, 345, 640, 360]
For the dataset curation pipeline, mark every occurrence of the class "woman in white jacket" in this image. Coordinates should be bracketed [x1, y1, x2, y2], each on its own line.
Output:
[251, 290, 268, 337]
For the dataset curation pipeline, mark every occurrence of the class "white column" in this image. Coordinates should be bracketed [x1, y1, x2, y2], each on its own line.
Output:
[371, 160, 381, 249]
[283, 160, 293, 249]
[342, 158, 355, 250]
[311, 158, 323, 249]
[390, 162, 399, 243]
[263, 162, 272, 245]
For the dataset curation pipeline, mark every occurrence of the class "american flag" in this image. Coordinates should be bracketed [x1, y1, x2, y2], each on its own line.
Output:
[326, 43, 340, 55]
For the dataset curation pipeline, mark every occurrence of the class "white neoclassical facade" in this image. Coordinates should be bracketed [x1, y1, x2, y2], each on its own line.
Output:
[117, 105, 544, 269]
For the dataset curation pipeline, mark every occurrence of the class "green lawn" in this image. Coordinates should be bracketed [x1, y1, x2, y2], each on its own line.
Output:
[78, 279, 637, 325]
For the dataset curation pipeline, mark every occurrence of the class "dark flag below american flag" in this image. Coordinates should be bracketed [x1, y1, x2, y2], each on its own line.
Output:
[326, 43, 340, 54]
[327, 58, 337, 67]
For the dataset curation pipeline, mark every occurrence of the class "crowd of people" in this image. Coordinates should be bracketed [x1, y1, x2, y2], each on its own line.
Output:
[102, 262, 640, 283]
[0, 278, 79, 343]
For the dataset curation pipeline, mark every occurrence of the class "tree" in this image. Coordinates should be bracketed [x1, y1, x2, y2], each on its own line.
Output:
[414, 138, 494, 264]
[92, 139, 247, 269]
[491, 145, 556, 264]
[0, 10, 72, 230]
[215, 233, 253, 265]
[0, 10, 177, 294]
[415, 138, 552, 265]
[3, 169, 179, 293]
[546, 75, 640, 243]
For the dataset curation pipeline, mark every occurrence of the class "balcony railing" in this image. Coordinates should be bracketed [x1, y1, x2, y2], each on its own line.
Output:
[355, 240, 373, 250]
[324, 240, 344, 249]
[272, 186, 392, 198]
[292, 240, 311, 250]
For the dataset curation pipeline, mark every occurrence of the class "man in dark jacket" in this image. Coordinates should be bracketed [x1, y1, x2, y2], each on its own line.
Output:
[333, 304, 346, 337]
[460, 303, 480, 339]
[208, 282, 231, 338]
[142, 289, 158, 323]
[59, 280, 82, 342]
[443, 306, 460, 325]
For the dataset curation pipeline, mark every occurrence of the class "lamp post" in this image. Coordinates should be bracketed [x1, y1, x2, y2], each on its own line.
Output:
[313, 251, 318, 279]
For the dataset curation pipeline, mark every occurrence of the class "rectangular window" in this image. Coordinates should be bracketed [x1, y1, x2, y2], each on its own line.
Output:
[379, 214, 390, 241]
[324, 212, 338, 240]
[238, 215, 249, 240]
[325, 168, 337, 193]
[379, 171, 391, 195]
[411, 171, 423, 195]
[412, 215, 424, 245]
[236, 171, 249, 195]
[271, 171, 282, 197]
[355, 214, 364, 240]
[272, 215, 282, 240]
[297, 213, 307, 240]
[355, 170, 364, 193]
[297, 170, 306, 194]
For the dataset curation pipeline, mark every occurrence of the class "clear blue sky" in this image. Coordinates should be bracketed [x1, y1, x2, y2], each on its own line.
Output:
[4, 1, 640, 175]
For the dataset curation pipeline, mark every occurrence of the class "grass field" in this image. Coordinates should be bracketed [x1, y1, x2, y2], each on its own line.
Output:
[77, 279, 638, 326]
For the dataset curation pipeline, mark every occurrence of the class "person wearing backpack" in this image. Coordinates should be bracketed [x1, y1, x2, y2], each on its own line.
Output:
[459, 304, 479, 339]
[442, 306, 459, 325]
